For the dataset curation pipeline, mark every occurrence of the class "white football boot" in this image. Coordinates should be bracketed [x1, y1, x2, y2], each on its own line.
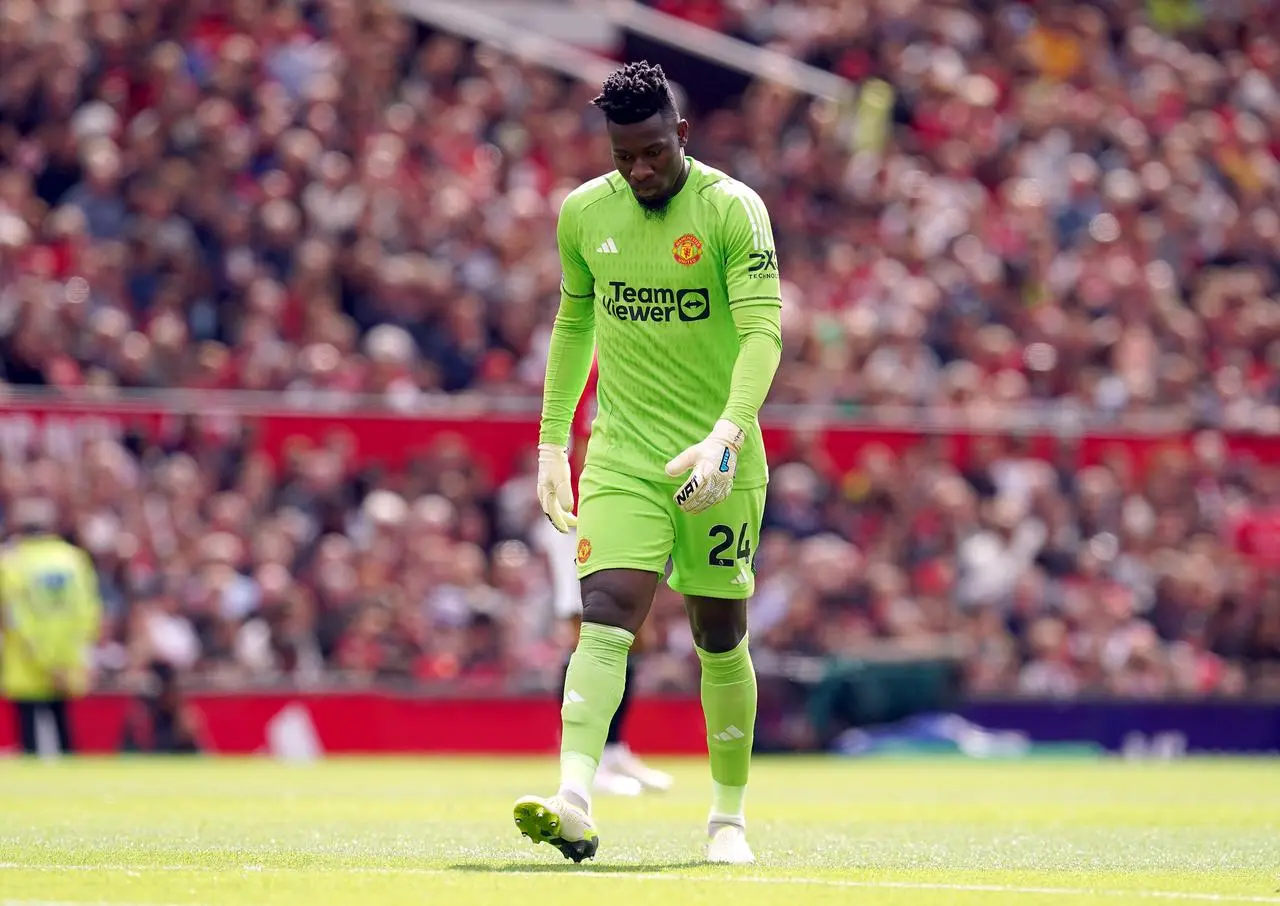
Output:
[592, 764, 644, 796]
[600, 743, 674, 792]
[513, 794, 600, 863]
[706, 818, 755, 864]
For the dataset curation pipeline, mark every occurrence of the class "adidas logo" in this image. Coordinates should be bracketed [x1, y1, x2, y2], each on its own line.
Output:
[596, 238, 619, 254]
[714, 725, 745, 743]
[564, 689, 585, 704]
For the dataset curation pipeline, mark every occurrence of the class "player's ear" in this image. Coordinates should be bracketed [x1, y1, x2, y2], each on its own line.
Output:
[676, 119, 689, 147]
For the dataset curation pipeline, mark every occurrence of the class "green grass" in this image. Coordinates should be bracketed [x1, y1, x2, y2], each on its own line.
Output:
[0, 756, 1277, 905]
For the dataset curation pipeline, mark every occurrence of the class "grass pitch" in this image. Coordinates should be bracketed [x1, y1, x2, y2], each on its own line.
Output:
[0, 755, 1277, 905]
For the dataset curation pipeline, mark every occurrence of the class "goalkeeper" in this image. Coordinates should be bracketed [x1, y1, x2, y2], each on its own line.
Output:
[513, 61, 782, 866]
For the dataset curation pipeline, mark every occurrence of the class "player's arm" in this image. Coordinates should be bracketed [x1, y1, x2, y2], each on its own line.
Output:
[665, 186, 782, 515]
[539, 196, 596, 448]
[537, 194, 597, 532]
[717, 187, 783, 431]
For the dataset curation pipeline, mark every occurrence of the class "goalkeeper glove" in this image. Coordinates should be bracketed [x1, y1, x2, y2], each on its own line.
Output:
[537, 443, 578, 533]
[664, 419, 746, 515]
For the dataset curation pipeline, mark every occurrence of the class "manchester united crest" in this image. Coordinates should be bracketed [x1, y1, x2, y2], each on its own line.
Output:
[672, 233, 703, 267]
[576, 538, 592, 565]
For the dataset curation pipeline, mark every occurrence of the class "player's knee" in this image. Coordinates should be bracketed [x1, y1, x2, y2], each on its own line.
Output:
[692, 622, 746, 654]
[687, 597, 748, 653]
[580, 577, 649, 635]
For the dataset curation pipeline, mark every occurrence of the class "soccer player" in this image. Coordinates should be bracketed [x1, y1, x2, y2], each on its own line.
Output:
[1, 498, 103, 755]
[513, 61, 782, 865]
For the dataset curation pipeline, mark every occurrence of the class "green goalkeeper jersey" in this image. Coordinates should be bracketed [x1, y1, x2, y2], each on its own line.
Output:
[539, 157, 784, 488]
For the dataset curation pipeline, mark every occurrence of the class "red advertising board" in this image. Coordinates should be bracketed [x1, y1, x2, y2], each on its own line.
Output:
[0, 399, 542, 482]
[6, 692, 1278, 756]
[0, 693, 708, 755]
[0, 395, 1276, 485]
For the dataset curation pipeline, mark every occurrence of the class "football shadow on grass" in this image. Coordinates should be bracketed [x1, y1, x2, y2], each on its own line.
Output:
[449, 861, 707, 874]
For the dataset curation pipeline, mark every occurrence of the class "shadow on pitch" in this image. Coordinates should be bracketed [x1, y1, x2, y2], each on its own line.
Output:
[449, 861, 705, 874]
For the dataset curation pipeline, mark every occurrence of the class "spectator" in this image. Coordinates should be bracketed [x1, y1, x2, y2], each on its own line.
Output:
[1, 497, 103, 755]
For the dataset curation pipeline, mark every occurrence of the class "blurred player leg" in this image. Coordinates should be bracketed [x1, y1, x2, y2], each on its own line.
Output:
[49, 698, 74, 755]
[598, 655, 674, 792]
[555, 571, 652, 800]
[589, 658, 643, 796]
[669, 483, 764, 864]
[13, 701, 38, 755]
[595, 607, 675, 794]
[597, 659, 675, 794]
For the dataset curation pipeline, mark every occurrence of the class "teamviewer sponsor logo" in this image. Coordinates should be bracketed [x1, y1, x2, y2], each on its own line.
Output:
[676, 288, 710, 322]
[605, 282, 711, 323]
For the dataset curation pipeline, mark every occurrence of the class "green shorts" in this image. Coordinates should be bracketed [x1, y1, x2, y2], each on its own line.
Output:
[574, 465, 765, 600]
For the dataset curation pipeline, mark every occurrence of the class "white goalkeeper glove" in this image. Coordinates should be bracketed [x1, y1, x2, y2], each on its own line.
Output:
[664, 419, 746, 515]
[537, 443, 578, 533]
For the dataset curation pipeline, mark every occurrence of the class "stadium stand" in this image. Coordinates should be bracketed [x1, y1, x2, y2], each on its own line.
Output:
[0, 0, 1276, 701]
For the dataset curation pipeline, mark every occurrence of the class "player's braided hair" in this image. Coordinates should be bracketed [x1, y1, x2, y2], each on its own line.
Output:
[591, 61, 678, 125]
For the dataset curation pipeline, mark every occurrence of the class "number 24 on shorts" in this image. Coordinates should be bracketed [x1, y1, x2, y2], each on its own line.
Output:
[707, 522, 753, 568]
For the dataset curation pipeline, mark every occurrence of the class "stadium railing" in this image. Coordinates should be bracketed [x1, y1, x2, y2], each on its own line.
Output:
[586, 0, 855, 103]
[0, 387, 1273, 481]
[395, 0, 618, 84]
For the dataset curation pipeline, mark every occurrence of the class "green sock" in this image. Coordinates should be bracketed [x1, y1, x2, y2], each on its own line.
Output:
[558, 622, 635, 806]
[697, 635, 756, 821]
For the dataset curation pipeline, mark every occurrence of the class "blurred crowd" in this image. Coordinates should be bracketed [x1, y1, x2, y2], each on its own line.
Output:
[753, 428, 1280, 699]
[657, 0, 1280, 429]
[0, 0, 1278, 699]
[0, 419, 572, 691]
[0, 0, 1277, 425]
[1, 418, 1277, 698]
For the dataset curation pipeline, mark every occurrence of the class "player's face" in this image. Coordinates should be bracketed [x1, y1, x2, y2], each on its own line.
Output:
[606, 113, 689, 209]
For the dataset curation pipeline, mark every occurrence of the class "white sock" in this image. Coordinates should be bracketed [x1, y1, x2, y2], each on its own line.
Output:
[711, 782, 747, 820]
[558, 779, 591, 813]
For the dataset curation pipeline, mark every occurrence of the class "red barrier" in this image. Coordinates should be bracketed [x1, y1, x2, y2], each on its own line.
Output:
[0, 402, 541, 480]
[0, 396, 1276, 484]
[0, 693, 709, 755]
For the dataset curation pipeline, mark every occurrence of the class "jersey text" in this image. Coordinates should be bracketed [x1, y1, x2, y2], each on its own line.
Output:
[604, 282, 711, 324]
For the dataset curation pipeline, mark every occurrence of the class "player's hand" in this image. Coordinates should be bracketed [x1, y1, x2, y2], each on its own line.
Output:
[665, 419, 745, 515]
[537, 443, 578, 533]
